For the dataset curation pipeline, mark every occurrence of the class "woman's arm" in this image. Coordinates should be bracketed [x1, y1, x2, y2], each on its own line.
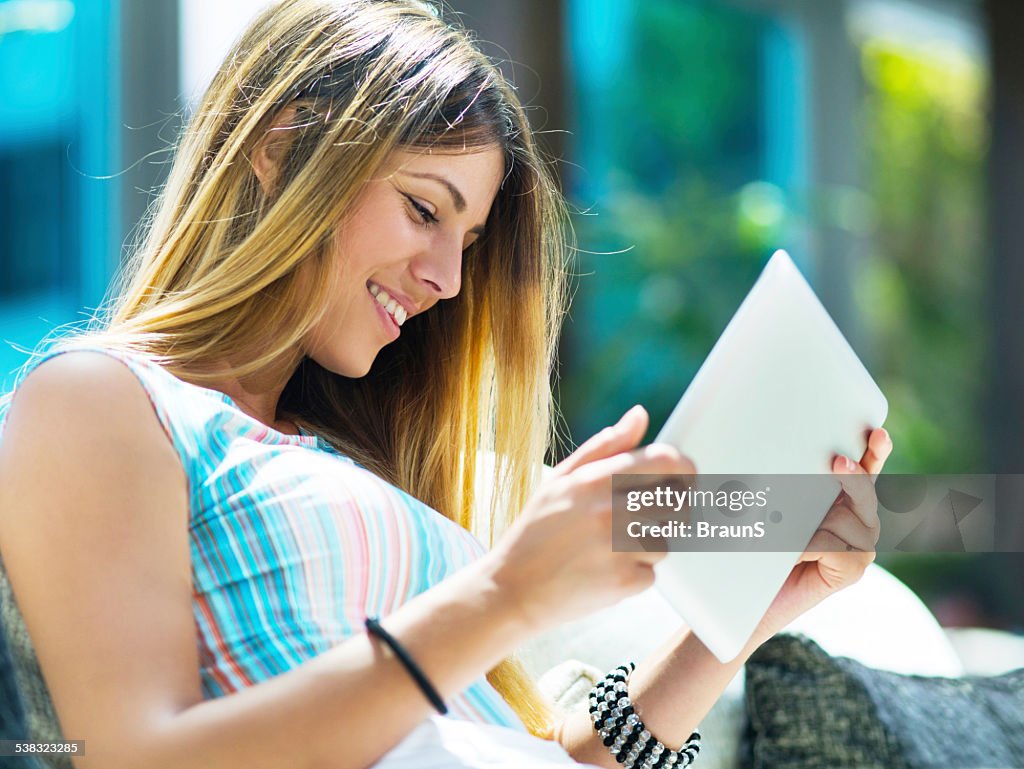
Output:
[557, 607, 808, 768]
[555, 429, 893, 767]
[158, 555, 535, 769]
[555, 627, 754, 768]
[0, 352, 536, 769]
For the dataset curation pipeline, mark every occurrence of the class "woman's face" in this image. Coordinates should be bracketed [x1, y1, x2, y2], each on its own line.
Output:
[302, 144, 505, 377]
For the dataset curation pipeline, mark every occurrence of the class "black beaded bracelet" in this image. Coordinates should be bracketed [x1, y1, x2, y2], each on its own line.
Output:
[588, 662, 701, 768]
[365, 616, 448, 715]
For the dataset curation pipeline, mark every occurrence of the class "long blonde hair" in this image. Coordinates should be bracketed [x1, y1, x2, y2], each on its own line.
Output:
[9, 0, 570, 738]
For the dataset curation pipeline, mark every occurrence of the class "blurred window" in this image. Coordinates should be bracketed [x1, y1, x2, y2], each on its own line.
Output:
[0, 142, 78, 300]
[0, 0, 118, 387]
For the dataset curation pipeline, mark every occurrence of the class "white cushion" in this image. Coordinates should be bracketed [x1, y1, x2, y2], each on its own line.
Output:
[780, 563, 963, 677]
[943, 626, 1024, 676]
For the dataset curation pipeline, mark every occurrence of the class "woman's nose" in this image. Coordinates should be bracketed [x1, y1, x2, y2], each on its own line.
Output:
[412, 237, 462, 299]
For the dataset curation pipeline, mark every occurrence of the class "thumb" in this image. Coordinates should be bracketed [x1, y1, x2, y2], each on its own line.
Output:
[554, 405, 649, 476]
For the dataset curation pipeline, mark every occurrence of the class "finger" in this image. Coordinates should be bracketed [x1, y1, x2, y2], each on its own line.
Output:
[627, 561, 658, 593]
[801, 528, 876, 560]
[799, 528, 851, 559]
[617, 469, 700, 524]
[555, 405, 649, 476]
[832, 454, 879, 531]
[631, 548, 668, 567]
[818, 504, 878, 550]
[799, 530, 876, 591]
[572, 444, 697, 532]
[579, 442, 696, 488]
[859, 427, 893, 479]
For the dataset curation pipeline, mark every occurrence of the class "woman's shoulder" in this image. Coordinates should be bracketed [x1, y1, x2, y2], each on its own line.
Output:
[3, 345, 165, 416]
[6, 345, 233, 470]
[2, 347, 151, 429]
[0, 346, 189, 481]
[0, 347, 188, 516]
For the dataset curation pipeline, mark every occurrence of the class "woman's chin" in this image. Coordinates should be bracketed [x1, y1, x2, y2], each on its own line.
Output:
[312, 346, 379, 379]
[344, 356, 377, 379]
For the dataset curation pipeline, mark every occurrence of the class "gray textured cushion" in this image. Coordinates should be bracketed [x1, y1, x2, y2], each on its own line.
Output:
[744, 634, 1024, 769]
[0, 556, 69, 769]
[0, 590, 28, 740]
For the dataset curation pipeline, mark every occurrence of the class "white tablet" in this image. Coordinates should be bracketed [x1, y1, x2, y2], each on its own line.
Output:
[652, 249, 888, 662]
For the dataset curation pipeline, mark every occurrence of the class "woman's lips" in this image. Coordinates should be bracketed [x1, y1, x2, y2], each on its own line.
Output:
[370, 285, 401, 340]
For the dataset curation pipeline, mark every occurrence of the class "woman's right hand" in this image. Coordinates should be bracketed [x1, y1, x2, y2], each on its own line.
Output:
[484, 405, 695, 635]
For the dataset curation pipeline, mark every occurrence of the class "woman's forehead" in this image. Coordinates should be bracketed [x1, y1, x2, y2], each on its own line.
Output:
[382, 146, 505, 203]
[384, 145, 503, 177]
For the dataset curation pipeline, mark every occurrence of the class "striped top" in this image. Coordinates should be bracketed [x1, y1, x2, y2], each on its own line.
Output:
[0, 344, 526, 744]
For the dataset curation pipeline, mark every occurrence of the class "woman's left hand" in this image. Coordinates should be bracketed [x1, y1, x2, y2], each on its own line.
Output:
[751, 427, 893, 645]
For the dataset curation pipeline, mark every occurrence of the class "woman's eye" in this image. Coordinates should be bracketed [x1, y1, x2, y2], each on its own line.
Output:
[403, 194, 438, 226]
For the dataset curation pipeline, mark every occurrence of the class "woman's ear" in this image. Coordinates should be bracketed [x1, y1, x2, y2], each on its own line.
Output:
[252, 104, 300, 197]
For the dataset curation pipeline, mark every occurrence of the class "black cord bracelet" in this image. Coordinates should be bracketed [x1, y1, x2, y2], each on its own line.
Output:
[365, 616, 448, 715]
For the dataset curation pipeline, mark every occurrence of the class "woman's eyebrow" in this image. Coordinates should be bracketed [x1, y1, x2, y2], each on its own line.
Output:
[402, 171, 466, 212]
[401, 171, 486, 235]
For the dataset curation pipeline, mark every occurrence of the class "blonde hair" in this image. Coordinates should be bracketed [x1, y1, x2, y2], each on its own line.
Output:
[7, 0, 570, 739]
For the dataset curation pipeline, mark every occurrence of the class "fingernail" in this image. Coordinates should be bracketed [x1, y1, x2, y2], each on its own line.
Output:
[622, 404, 643, 422]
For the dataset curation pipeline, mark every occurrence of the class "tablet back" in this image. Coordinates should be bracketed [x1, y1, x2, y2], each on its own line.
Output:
[653, 250, 888, 662]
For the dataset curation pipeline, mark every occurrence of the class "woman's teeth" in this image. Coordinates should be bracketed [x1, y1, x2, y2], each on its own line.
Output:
[368, 283, 408, 326]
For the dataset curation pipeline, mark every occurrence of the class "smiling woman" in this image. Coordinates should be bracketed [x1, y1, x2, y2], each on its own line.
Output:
[0, 1, 889, 768]
[0, 0, 578, 764]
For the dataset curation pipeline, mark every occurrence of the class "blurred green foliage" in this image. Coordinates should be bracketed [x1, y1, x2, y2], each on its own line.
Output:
[856, 39, 989, 473]
[855, 39, 1003, 622]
